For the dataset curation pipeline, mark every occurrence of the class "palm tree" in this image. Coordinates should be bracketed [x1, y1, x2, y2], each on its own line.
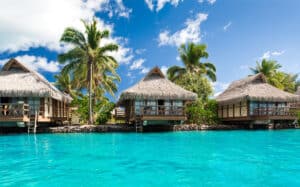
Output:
[167, 43, 216, 82]
[250, 59, 282, 77]
[250, 59, 300, 93]
[54, 73, 77, 98]
[58, 19, 119, 124]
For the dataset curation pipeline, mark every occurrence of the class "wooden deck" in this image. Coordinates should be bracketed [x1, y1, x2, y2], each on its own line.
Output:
[222, 106, 299, 122]
[132, 105, 186, 121]
[0, 103, 70, 123]
[0, 103, 30, 122]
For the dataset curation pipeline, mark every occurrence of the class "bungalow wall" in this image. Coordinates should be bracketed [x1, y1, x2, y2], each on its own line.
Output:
[218, 100, 248, 119]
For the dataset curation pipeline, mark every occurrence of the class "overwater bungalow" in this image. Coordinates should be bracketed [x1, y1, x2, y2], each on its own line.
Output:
[117, 67, 197, 126]
[0, 59, 72, 129]
[216, 73, 300, 127]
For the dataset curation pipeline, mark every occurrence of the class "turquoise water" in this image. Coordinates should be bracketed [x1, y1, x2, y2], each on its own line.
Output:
[1, 130, 300, 186]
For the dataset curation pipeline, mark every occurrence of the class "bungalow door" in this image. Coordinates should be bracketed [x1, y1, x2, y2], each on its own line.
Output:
[158, 100, 164, 115]
[28, 97, 40, 116]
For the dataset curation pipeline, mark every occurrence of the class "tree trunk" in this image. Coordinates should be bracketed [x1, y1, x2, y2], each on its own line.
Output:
[88, 61, 93, 125]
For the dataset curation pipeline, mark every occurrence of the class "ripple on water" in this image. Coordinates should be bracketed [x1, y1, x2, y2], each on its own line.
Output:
[0, 130, 300, 186]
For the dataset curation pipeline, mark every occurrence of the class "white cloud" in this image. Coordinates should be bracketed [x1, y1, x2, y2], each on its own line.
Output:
[239, 64, 250, 70]
[144, 0, 182, 12]
[128, 58, 150, 74]
[212, 81, 229, 97]
[145, 0, 154, 11]
[223, 21, 232, 31]
[135, 48, 147, 55]
[158, 13, 208, 47]
[111, 0, 132, 18]
[0, 55, 60, 73]
[141, 67, 150, 74]
[130, 59, 145, 70]
[176, 56, 181, 61]
[260, 50, 285, 59]
[0, 0, 131, 53]
[104, 37, 134, 65]
[198, 0, 216, 4]
[161, 66, 168, 75]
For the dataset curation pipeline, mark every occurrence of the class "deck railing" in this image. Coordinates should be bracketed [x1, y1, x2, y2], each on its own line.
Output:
[251, 106, 298, 117]
[137, 105, 185, 116]
[0, 103, 30, 118]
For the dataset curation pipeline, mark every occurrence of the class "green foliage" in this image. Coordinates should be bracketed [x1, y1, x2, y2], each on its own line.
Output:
[250, 59, 281, 77]
[71, 96, 114, 124]
[71, 96, 89, 122]
[167, 42, 217, 125]
[58, 18, 120, 124]
[297, 111, 300, 125]
[167, 42, 216, 82]
[175, 73, 213, 101]
[186, 99, 219, 125]
[54, 72, 80, 98]
[96, 101, 115, 124]
[250, 59, 299, 93]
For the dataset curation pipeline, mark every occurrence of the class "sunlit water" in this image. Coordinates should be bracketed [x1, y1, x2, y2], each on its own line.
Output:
[1, 130, 300, 186]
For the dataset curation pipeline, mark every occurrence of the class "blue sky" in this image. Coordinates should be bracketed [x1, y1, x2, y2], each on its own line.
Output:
[0, 0, 299, 101]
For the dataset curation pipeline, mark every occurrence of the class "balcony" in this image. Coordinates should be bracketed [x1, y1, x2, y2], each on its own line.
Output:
[0, 103, 30, 122]
[136, 105, 186, 121]
[250, 106, 299, 120]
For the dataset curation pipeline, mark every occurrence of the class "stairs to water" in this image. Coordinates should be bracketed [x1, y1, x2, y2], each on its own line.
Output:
[27, 110, 38, 134]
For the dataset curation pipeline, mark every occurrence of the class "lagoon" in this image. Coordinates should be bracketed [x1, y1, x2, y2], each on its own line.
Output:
[1, 130, 300, 186]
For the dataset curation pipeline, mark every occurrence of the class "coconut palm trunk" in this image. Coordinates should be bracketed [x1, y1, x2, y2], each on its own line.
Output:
[88, 60, 93, 124]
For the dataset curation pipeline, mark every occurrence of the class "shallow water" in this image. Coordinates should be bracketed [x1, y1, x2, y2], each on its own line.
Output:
[0, 130, 300, 186]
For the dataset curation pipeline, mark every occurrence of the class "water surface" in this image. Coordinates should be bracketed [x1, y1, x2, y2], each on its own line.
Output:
[1, 130, 300, 186]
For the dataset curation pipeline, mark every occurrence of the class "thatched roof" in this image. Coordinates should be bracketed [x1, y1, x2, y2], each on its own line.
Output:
[118, 67, 197, 103]
[0, 58, 72, 102]
[216, 73, 300, 104]
[297, 86, 300, 95]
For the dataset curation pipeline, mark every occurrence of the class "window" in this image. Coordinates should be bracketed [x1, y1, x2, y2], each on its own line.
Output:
[173, 100, 183, 115]
[146, 100, 157, 115]
[249, 101, 258, 116]
[268, 102, 276, 115]
[28, 97, 40, 115]
[260, 102, 267, 115]
[134, 100, 145, 115]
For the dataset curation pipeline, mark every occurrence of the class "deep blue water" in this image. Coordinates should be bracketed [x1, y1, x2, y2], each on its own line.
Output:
[1, 130, 300, 186]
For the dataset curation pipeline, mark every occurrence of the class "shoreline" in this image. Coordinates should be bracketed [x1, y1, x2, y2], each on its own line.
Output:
[0, 124, 297, 134]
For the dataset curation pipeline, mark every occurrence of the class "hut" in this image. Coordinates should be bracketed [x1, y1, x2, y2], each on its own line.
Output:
[117, 67, 197, 126]
[216, 73, 300, 127]
[0, 58, 72, 128]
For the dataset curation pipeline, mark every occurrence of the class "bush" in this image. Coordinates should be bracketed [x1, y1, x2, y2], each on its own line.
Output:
[186, 99, 219, 125]
[174, 73, 213, 101]
[71, 96, 115, 124]
[95, 102, 115, 124]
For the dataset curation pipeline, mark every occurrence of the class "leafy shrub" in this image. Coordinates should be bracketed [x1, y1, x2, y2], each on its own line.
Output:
[71, 96, 115, 124]
[96, 102, 115, 124]
[186, 99, 219, 125]
[174, 73, 213, 101]
[297, 111, 300, 125]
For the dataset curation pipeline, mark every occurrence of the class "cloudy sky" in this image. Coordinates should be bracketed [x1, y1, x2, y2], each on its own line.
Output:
[0, 0, 299, 100]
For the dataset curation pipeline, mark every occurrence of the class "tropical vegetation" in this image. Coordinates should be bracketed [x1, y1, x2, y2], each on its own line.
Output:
[250, 59, 299, 93]
[167, 43, 216, 82]
[186, 99, 219, 125]
[167, 42, 219, 125]
[57, 19, 120, 124]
